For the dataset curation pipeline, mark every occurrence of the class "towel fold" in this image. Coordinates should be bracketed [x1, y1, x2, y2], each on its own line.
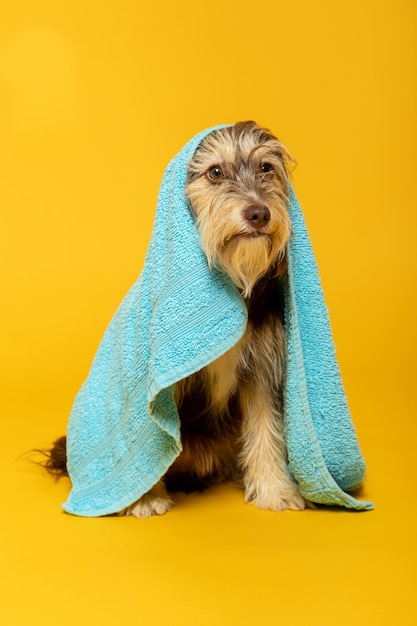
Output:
[63, 125, 372, 516]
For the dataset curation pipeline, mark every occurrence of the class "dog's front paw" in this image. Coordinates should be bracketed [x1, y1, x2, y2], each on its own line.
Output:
[122, 481, 173, 519]
[245, 478, 305, 512]
[124, 493, 173, 518]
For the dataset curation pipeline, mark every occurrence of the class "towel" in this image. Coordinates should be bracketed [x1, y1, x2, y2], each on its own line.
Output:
[63, 125, 372, 516]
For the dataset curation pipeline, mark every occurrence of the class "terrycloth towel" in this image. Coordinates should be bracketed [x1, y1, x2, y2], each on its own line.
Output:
[63, 125, 372, 516]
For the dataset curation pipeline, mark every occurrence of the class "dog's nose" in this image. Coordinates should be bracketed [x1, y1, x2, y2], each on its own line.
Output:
[244, 204, 270, 230]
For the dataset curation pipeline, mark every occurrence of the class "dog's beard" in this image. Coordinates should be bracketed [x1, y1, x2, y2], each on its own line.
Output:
[210, 235, 282, 298]
[195, 204, 290, 298]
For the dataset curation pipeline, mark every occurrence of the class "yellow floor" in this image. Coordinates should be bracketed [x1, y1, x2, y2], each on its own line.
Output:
[1, 0, 416, 624]
[1, 393, 415, 626]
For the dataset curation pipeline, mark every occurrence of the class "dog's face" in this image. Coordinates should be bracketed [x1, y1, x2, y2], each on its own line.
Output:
[186, 121, 293, 297]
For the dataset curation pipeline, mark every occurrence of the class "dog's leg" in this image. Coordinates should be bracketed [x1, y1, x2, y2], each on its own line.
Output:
[238, 386, 305, 511]
[122, 479, 173, 518]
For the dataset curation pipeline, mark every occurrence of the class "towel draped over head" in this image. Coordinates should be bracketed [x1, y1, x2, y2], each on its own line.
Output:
[63, 125, 372, 517]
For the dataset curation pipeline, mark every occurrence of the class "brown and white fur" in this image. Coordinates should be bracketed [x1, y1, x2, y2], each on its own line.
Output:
[44, 122, 305, 517]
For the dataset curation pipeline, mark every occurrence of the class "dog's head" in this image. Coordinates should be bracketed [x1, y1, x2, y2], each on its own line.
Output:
[186, 121, 293, 297]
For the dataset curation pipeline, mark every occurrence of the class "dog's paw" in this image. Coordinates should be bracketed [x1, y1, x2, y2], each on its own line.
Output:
[245, 479, 305, 512]
[124, 495, 173, 519]
[122, 481, 173, 519]
[123, 493, 173, 518]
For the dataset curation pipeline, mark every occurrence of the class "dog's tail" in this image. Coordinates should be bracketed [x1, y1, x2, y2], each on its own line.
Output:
[35, 436, 69, 479]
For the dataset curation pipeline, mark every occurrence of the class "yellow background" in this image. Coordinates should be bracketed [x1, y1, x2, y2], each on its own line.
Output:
[1, 1, 416, 624]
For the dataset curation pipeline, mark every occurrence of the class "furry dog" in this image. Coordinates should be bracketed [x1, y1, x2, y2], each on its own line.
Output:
[44, 122, 305, 517]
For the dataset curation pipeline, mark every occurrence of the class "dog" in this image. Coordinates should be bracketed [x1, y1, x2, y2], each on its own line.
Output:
[44, 121, 305, 517]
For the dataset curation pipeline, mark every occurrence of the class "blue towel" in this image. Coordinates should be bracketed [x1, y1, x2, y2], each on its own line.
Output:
[63, 125, 372, 516]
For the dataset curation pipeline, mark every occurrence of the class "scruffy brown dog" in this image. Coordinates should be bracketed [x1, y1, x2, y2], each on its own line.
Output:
[46, 122, 306, 517]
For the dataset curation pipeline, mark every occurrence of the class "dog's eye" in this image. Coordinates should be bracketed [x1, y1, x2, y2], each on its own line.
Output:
[207, 166, 224, 182]
[261, 163, 273, 173]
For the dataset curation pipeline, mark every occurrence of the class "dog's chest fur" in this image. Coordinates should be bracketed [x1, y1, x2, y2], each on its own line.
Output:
[203, 273, 286, 411]
[166, 275, 286, 492]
